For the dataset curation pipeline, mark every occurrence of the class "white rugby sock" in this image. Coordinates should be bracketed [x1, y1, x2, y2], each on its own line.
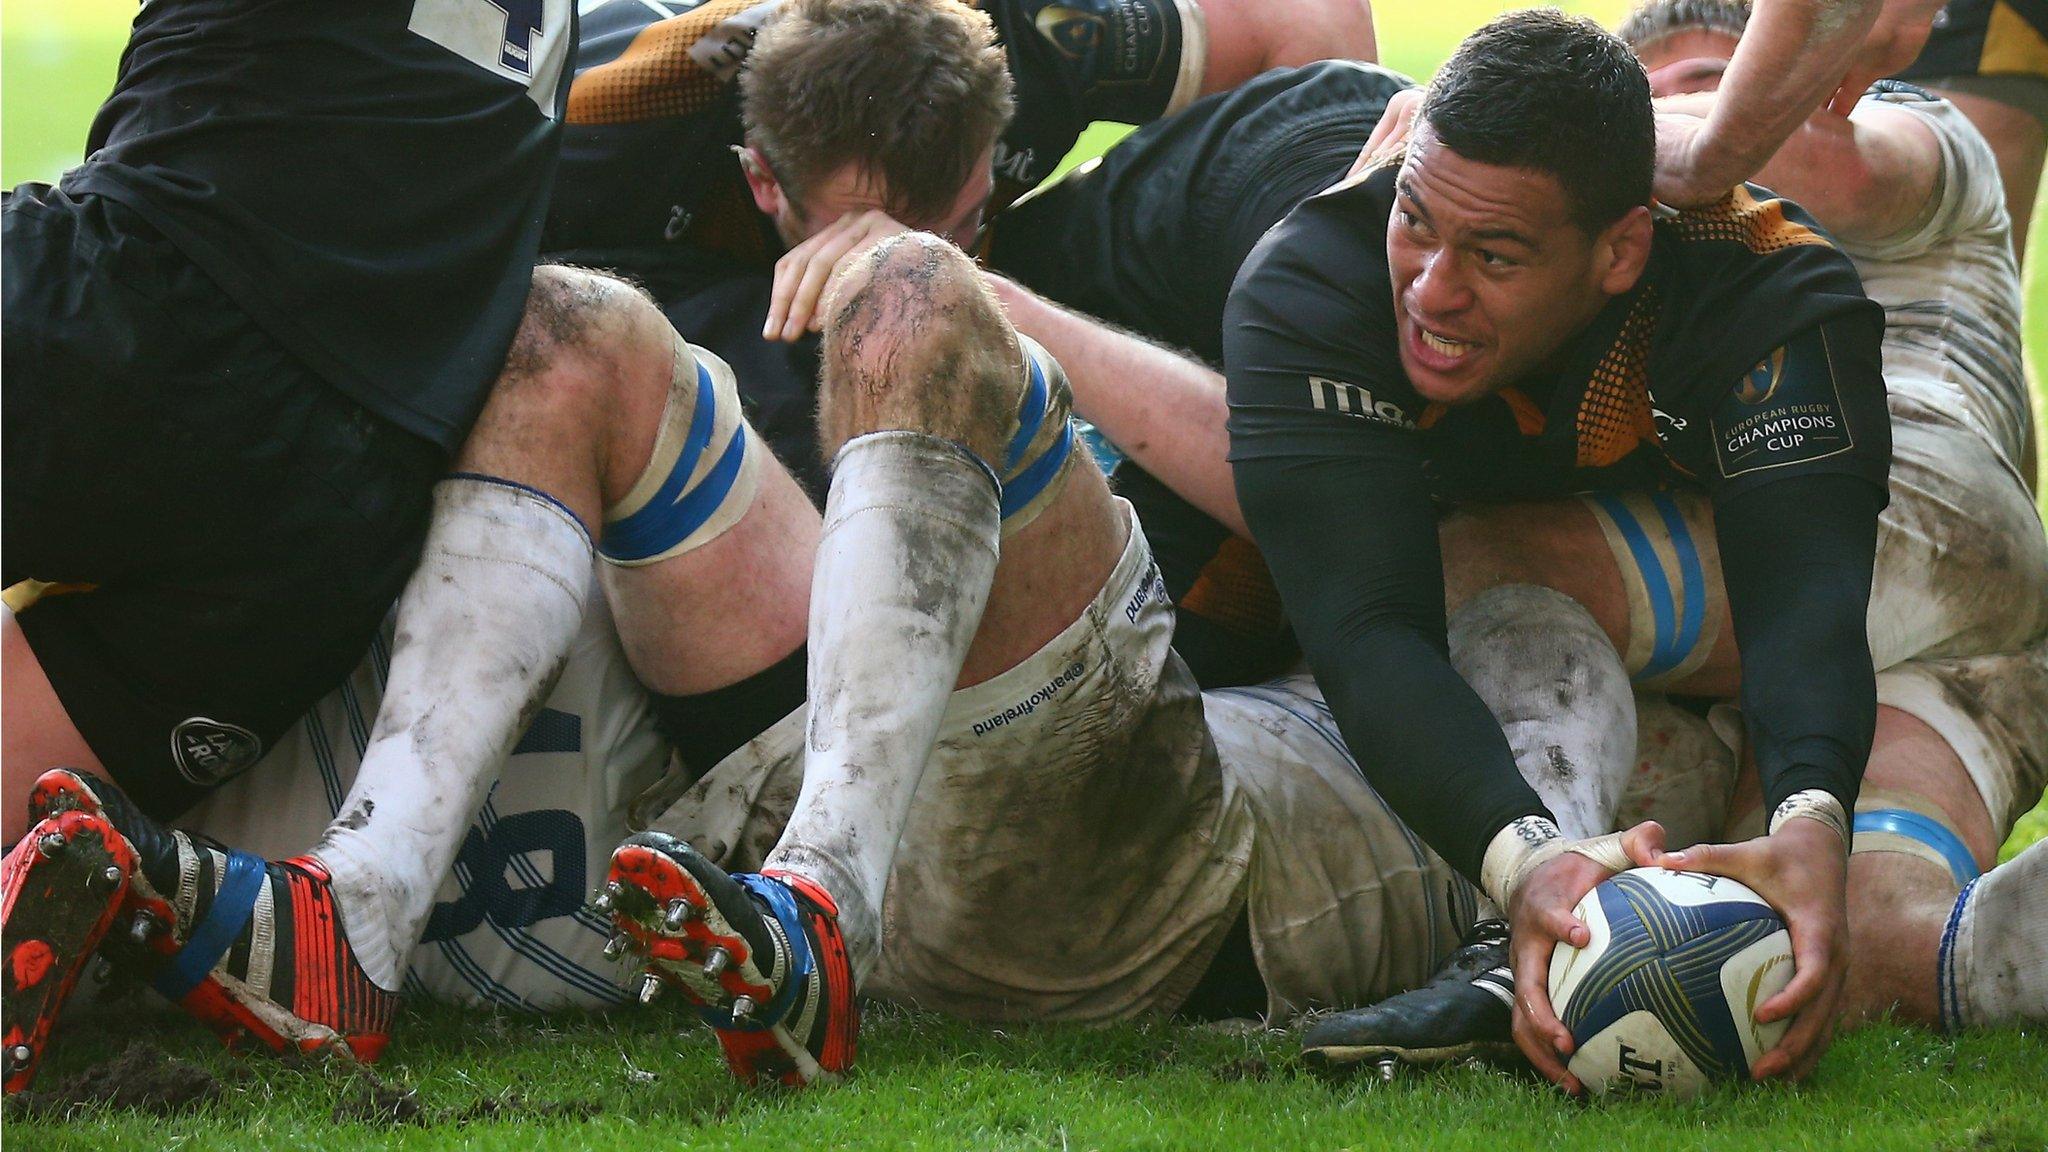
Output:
[1939, 836, 2048, 1029]
[763, 431, 1001, 976]
[313, 476, 593, 990]
[1448, 585, 1636, 841]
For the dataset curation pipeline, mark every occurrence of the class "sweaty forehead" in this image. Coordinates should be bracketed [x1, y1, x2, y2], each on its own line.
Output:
[1399, 129, 1575, 240]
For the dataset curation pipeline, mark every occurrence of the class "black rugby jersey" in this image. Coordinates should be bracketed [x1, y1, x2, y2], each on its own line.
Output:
[544, 0, 1202, 272]
[1225, 163, 1889, 881]
[67, 0, 576, 453]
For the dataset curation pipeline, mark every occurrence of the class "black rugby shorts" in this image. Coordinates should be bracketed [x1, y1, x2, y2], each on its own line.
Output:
[3, 184, 443, 818]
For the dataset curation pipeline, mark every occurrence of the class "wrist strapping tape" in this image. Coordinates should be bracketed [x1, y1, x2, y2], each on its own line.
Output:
[1768, 788, 1850, 850]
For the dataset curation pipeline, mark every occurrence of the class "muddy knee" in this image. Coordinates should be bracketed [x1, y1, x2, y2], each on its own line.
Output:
[465, 265, 695, 498]
[817, 233, 1019, 465]
[504, 265, 671, 380]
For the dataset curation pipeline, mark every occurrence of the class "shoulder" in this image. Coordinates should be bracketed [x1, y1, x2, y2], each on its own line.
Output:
[1653, 185, 1874, 330]
[1225, 164, 1418, 431]
[1647, 186, 1884, 413]
[1850, 82, 2008, 256]
[1230, 162, 1396, 327]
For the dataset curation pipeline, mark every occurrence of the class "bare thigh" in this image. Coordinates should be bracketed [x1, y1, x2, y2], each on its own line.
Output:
[2, 606, 106, 844]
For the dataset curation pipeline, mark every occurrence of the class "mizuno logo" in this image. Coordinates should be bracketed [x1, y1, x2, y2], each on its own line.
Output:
[1309, 376, 1415, 429]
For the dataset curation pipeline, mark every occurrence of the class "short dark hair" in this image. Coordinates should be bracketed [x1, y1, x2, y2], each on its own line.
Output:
[741, 0, 1015, 224]
[1421, 8, 1654, 229]
[1616, 0, 1753, 51]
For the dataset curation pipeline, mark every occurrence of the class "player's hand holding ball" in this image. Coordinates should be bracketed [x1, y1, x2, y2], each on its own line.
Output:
[1549, 867, 1796, 1096]
[1496, 819, 1668, 1094]
[1646, 813, 1851, 1083]
[1545, 801, 1849, 1095]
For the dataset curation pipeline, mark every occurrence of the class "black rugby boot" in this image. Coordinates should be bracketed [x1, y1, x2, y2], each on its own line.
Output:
[1301, 919, 1517, 1079]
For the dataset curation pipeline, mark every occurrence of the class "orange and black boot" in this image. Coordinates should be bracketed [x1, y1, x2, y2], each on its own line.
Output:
[26, 768, 399, 1062]
[2, 807, 135, 1092]
[601, 831, 856, 1087]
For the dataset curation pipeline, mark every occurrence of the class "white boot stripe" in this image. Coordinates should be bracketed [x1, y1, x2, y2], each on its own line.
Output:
[245, 881, 277, 994]
[174, 835, 204, 929]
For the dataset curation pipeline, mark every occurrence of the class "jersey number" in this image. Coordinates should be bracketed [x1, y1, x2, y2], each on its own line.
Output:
[422, 809, 588, 941]
[409, 0, 572, 114]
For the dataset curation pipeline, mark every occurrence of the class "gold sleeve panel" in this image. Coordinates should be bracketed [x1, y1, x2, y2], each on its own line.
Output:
[1574, 285, 1662, 470]
[568, 0, 771, 125]
[1664, 186, 1832, 254]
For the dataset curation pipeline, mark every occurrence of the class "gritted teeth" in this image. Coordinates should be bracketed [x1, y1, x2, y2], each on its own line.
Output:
[1420, 327, 1475, 357]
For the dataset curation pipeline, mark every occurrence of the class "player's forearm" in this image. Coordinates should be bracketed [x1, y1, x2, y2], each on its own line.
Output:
[1661, 93, 1937, 241]
[1233, 449, 1546, 883]
[1717, 474, 1883, 813]
[1678, 0, 1881, 194]
[1194, 0, 1379, 95]
[990, 275, 1247, 535]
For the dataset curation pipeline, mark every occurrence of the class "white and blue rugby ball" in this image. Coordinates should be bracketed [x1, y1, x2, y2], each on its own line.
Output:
[1548, 867, 1794, 1097]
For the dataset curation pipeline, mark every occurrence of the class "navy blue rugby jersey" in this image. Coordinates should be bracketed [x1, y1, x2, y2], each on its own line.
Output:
[544, 0, 1204, 272]
[67, 0, 577, 454]
[1223, 161, 1892, 880]
[1226, 162, 1890, 504]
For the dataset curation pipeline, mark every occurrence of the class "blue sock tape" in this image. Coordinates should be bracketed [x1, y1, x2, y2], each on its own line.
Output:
[153, 849, 267, 1003]
[1854, 808, 1981, 887]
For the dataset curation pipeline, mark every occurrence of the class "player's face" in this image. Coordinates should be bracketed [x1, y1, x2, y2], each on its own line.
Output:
[787, 148, 998, 249]
[1387, 130, 1629, 405]
[1632, 30, 1738, 95]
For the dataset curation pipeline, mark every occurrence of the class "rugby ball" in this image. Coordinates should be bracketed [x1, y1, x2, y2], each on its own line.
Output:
[1548, 867, 1794, 1097]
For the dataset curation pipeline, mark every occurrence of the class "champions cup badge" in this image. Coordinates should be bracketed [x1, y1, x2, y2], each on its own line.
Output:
[1734, 347, 1787, 405]
[171, 717, 264, 786]
[1035, 5, 1106, 57]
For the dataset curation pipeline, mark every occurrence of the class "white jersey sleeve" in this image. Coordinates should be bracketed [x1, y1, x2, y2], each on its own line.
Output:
[1840, 86, 2031, 471]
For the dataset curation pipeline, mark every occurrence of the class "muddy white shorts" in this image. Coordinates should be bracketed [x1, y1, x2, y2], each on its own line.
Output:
[179, 587, 668, 1011]
[647, 501, 1259, 1023]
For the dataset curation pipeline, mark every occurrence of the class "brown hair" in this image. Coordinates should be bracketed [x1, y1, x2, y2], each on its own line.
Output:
[741, 0, 1015, 224]
[1616, 0, 1753, 52]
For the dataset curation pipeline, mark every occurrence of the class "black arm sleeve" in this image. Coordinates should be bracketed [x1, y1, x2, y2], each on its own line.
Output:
[1223, 182, 1549, 884]
[1715, 472, 1884, 816]
[1231, 446, 1550, 883]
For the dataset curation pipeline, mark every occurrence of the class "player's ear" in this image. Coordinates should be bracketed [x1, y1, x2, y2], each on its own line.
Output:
[1594, 205, 1654, 296]
[735, 145, 786, 218]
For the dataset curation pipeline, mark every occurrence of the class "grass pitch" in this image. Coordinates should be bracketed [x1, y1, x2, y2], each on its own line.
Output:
[3, 2, 2047, 1146]
[10, 1000, 2047, 1151]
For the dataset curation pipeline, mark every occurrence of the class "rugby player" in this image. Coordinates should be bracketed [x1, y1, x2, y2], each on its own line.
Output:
[1277, 5, 2048, 1085]
[1624, 0, 2046, 1040]
[25, 233, 1506, 1084]
[1893, 0, 2046, 256]
[544, 0, 1384, 684]
[1219, 10, 1900, 1089]
[1, 0, 575, 1089]
[547, 0, 1382, 687]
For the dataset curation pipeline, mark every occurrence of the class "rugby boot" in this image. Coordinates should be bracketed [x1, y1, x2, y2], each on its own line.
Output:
[1301, 919, 1517, 1078]
[2, 808, 134, 1093]
[25, 768, 399, 1062]
[602, 831, 856, 1087]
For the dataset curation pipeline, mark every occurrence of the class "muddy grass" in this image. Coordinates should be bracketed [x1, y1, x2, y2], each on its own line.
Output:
[8, 1042, 227, 1119]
